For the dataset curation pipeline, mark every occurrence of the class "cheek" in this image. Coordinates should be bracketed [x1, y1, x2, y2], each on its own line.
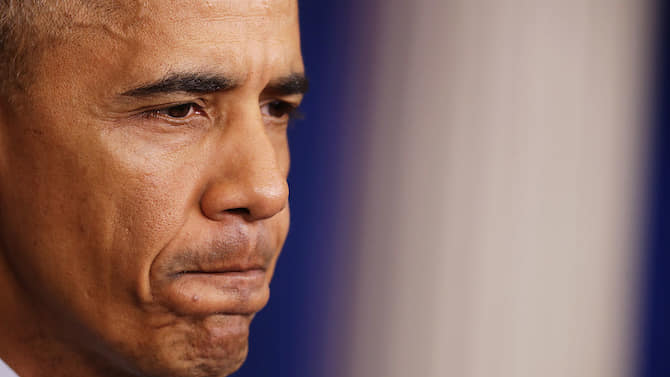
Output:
[99, 134, 209, 293]
[0, 113, 206, 324]
[269, 131, 291, 175]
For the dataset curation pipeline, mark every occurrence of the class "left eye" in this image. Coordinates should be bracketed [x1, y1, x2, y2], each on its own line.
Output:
[261, 100, 297, 120]
[153, 103, 198, 119]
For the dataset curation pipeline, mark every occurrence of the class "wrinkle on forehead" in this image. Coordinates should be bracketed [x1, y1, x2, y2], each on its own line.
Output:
[197, 0, 295, 16]
[39, 0, 297, 41]
[37, 0, 150, 44]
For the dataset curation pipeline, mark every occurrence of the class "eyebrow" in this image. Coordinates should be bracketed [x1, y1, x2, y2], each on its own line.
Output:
[266, 73, 310, 96]
[121, 72, 309, 98]
[121, 73, 237, 97]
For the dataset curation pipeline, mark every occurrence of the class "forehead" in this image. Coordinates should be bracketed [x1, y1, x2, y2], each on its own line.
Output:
[32, 0, 302, 97]
[69, 0, 296, 32]
[131, 0, 296, 32]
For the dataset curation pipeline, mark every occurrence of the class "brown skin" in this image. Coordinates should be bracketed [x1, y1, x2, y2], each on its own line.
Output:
[0, 1, 304, 376]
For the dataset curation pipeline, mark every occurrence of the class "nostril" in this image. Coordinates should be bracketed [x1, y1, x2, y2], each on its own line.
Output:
[226, 208, 251, 216]
[200, 178, 288, 221]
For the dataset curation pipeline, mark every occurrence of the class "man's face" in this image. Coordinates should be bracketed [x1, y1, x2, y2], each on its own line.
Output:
[0, 0, 303, 376]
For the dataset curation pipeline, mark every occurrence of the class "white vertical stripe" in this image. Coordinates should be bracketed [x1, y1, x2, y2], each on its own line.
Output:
[343, 1, 650, 377]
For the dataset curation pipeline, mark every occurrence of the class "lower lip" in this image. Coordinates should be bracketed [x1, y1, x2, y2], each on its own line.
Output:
[156, 269, 270, 316]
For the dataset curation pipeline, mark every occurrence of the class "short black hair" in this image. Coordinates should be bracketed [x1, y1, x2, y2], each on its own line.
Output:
[0, 0, 129, 96]
[0, 0, 39, 94]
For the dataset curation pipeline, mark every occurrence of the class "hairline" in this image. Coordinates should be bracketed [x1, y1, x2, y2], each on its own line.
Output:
[0, 0, 128, 98]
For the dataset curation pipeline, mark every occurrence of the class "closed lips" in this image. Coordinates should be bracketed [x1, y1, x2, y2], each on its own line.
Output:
[150, 237, 276, 316]
[157, 267, 270, 316]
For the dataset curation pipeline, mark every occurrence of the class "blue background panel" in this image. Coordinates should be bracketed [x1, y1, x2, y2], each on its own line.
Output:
[640, 0, 669, 376]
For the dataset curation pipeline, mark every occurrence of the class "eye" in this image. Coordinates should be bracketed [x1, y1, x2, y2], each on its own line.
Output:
[151, 103, 201, 120]
[261, 100, 298, 121]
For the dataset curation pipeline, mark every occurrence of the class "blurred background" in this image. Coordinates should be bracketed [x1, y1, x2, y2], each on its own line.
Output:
[233, 0, 668, 376]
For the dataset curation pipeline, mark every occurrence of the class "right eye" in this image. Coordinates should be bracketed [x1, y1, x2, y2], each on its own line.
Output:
[150, 103, 201, 120]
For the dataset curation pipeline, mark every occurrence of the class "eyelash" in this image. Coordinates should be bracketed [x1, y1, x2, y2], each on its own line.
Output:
[146, 103, 203, 121]
[260, 100, 302, 122]
[142, 100, 302, 125]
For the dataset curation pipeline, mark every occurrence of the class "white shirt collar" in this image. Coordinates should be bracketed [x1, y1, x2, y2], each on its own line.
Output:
[0, 359, 19, 377]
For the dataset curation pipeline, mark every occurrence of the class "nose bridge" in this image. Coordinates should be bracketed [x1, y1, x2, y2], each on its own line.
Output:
[200, 107, 289, 222]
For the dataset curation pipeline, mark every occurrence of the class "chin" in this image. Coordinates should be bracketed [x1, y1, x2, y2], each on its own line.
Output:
[122, 314, 254, 377]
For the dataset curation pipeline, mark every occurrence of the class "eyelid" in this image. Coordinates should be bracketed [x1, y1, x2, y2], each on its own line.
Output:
[131, 97, 208, 114]
[259, 98, 302, 119]
[260, 93, 302, 105]
[138, 101, 208, 124]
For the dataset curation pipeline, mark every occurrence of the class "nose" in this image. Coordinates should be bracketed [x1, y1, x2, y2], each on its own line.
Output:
[200, 112, 289, 222]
